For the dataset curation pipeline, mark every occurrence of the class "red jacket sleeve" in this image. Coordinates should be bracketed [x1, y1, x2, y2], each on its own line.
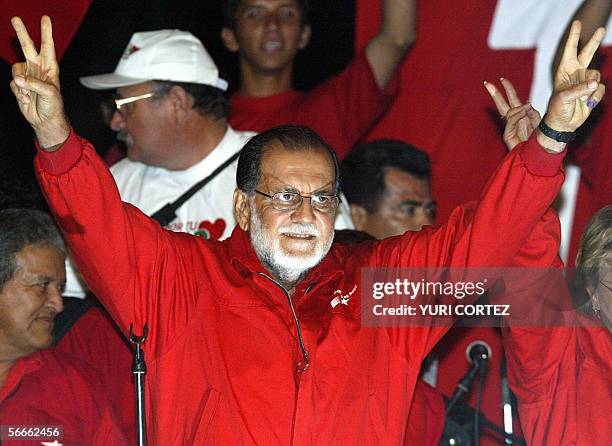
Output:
[368, 134, 565, 362]
[35, 131, 210, 359]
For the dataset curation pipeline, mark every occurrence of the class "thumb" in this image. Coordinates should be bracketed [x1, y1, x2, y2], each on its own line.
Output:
[14, 74, 58, 98]
[527, 107, 542, 128]
[557, 79, 598, 103]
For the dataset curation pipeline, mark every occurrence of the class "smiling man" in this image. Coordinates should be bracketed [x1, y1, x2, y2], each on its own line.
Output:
[11, 15, 606, 445]
[233, 127, 338, 290]
[0, 212, 65, 362]
[0, 209, 124, 444]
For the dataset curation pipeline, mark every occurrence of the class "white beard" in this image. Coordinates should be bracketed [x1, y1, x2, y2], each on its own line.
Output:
[249, 201, 333, 285]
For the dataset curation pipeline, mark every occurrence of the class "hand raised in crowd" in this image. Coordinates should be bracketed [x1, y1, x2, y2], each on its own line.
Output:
[540, 20, 606, 151]
[484, 78, 542, 152]
[9, 16, 70, 150]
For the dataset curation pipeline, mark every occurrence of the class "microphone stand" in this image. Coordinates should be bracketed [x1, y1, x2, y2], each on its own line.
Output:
[442, 400, 527, 446]
[446, 343, 490, 416]
[129, 323, 149, 446]
[474, 359, 488, 446]
[445, 359, 483, 415]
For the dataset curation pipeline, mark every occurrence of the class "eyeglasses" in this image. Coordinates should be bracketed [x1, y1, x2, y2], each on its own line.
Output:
[114, 92, 155, 115]
[255, 190, 341, 213]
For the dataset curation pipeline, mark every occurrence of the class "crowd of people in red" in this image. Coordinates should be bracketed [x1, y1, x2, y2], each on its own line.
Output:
[0, 0, 610, 444]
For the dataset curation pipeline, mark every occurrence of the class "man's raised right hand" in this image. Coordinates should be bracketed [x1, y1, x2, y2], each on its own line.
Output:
[10, 16, 70, 150]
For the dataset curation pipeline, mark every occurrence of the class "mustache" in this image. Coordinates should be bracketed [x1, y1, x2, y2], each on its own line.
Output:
[117, 131, 133, 146]
[278, 224, 320, 237]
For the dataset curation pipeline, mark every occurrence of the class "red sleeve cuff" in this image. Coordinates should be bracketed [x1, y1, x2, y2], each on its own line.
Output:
[35, 129, 83, 175]
[519, 134, 566, 177]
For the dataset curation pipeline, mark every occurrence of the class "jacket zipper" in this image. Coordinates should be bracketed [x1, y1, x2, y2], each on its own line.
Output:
[258, 273, 309, 373]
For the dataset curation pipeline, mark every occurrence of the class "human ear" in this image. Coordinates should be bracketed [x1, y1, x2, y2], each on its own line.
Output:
[233, 189, 251, 231]
[167, 86, 191, 122]
[221, 27, 240, 53]
[350, 204, 368, 232]
[585, 283, 601, 312]
[297, 25, 311, 50]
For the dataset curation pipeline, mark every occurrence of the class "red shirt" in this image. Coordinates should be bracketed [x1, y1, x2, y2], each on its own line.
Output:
[229, 51, 399, 160]
[0, 349, 125, 445]
[55, 306, 135, 440]
[353, 5, 536, 438]
[35, 130, 563, 444]
[355, 0, 534, 225]
[505, 315, 612, 445]
[500, 219, 612, 445]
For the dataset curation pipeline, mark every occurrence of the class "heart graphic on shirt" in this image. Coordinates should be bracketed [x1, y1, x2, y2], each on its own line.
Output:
[195, 219, 226, 240]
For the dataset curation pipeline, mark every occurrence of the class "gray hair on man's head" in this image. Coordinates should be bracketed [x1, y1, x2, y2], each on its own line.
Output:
[0, 209, 66, 292]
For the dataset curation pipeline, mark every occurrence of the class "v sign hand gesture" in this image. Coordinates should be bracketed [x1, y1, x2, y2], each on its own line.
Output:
[539, 21, 606, 152]
[484, 78, 542, 152]
[10, 16, 70, 150]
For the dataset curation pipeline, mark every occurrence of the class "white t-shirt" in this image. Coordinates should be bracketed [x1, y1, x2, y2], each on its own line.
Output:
[64, 126, 353, 296]
[111, 126, 255, 240]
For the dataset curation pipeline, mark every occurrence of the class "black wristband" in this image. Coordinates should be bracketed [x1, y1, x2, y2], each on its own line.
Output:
[537, 120, 576, 143]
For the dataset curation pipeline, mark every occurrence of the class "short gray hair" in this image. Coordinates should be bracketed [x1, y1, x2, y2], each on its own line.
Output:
[236, 125, 340, 196]
[0, 209, 66, 291]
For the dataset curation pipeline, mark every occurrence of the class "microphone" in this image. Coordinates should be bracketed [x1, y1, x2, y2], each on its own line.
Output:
[446, 340, 492, 415]
[466, 341, 492, 365]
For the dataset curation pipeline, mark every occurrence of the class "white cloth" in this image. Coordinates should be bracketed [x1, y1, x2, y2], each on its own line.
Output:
[64, 126, 353, 296]
[111, 126, 255, 240]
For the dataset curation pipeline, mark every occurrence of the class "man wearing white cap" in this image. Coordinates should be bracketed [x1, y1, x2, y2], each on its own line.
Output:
[80, 29, 255, 242]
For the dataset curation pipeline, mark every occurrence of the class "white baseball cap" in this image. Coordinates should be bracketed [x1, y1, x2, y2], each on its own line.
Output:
[79, 29, 228, 91]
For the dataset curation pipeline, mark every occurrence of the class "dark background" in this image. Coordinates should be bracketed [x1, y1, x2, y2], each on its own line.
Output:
[0, 0, 355, 195]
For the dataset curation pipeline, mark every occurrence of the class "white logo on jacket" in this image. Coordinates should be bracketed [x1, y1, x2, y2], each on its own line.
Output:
[330, 285, 357, 308]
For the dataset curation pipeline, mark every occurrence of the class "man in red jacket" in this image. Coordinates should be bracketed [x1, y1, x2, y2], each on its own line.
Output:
[0, 209, 124, 445]
[10, 15, 605, 445]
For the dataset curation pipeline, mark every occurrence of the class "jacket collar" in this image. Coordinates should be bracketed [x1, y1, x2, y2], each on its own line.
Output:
[226, 225, 268, 277]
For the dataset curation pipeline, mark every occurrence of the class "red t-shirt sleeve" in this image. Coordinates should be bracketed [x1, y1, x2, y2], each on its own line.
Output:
[229, 51, 399, 159]
[299, 50, 399, 159]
